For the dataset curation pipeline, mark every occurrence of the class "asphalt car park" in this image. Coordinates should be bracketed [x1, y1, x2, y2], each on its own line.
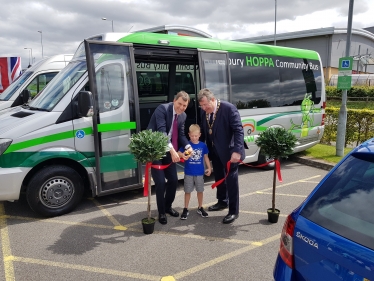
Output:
[0, 160, 328, 281]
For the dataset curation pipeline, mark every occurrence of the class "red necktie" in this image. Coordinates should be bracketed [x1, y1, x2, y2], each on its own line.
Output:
[172, 114, 178, 150]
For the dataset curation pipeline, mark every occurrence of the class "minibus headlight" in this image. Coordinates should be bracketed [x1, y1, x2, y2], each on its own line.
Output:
[0, 139, 12, 155]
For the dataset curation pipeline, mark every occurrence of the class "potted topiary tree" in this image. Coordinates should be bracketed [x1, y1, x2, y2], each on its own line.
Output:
[129, 129, 168, 234]
[255, 127, 297, 223]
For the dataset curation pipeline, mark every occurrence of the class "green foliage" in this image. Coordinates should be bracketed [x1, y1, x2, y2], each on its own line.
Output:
[129, 130, 168, 226]
[325, 86, 341, 97]
[129, 130, 168, 163]
[326, 85, 374, 98]
[321, 108, 374, 146]
[256, 127, 297, 214]
[255, 127, 297, 159]
[327, 100, 374, 110]
[298, 144, 352, 164]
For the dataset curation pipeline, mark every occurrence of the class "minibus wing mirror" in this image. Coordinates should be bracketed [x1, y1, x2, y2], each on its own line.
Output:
[11, 89, 31, 107]
[78, 91, 94, 117]
[21, 89, 31, 104]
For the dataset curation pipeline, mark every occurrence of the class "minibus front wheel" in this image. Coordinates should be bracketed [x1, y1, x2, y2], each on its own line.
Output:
[26, 165, 84, 217]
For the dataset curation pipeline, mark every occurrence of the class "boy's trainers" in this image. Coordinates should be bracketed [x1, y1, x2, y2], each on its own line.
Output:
[197, 207, 209, 218]
[180, 208, 189, 220]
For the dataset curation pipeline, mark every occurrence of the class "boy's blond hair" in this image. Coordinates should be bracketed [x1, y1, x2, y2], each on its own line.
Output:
[189, 124, 201, 134]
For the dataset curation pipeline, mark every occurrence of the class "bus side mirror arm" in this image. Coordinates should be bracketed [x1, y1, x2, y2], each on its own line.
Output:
[21, 89, 31, 104]
[11, 89, 31, 107]
[77, 91, 94, 117]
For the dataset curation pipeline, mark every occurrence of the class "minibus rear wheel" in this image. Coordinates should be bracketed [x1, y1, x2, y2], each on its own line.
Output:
[26, 165, 84, 217]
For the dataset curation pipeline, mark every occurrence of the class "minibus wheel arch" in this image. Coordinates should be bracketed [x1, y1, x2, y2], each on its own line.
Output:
[22, 158, 89, 192]
[26, 164, 85, 217]
[22, 158, 90, 217]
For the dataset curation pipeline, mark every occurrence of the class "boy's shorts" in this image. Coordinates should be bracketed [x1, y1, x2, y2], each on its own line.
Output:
[184, 175, 204, 193]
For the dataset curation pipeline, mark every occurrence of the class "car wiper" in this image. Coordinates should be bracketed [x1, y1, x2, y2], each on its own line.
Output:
[28, 106, 50, 112]
[21, 104, 50, 112]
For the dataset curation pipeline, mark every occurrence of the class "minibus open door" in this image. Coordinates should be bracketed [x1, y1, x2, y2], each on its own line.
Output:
[84, 40, 142, 196]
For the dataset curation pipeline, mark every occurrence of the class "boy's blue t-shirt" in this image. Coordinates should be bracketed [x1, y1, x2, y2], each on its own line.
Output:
[180, 141, 209, 176]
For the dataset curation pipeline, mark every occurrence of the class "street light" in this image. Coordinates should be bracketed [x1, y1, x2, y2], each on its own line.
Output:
[38, 30, 44, 58]
[24, 47, 32, 67]
[102, 17, 114, 32]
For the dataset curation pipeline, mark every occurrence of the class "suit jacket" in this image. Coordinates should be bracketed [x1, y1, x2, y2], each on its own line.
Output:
[201, 100, 245, 164]
[147, 102, 189, 150]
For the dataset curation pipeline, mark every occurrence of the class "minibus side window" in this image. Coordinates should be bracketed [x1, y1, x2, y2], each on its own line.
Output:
[26, 72, 59, 98]
[96, 63, 124, 112]
[230, 53, 280, 109]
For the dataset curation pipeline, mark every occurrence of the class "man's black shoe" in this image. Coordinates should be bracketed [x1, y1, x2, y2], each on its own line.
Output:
[208, 202, 228, 211]
[159, 214, 167, 225]
[166, 208, 179, 217]
[222, 214, 238, 224]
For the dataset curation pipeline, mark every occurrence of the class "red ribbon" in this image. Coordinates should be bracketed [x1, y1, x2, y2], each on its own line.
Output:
[211, 159, 282, 189]
[143, 159, 185, 196]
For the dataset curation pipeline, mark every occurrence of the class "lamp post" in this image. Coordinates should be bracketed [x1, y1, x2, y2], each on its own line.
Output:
[38, 30, 44, 58]
[336, 0, 354, 156]
[274, 0, 277, 46]
[24, 47, 32, 67]
[101, 17, 114, 32]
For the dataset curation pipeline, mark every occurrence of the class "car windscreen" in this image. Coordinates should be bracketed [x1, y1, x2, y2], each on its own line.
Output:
[28, 59, 87, 111]
[300, 152, 374, 250]
[0, 71, 33, 101]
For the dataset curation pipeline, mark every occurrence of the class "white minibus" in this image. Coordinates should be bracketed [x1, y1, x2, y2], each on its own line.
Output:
[0, 54, 72, 110]
[0, 32, 324, 216]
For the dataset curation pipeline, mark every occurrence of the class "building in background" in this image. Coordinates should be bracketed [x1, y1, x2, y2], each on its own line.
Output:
[236, 27, 374, 85]
[0, 57, 22, 93]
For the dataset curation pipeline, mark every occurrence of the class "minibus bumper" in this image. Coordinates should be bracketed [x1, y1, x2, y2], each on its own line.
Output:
[0, 167, 30, 200]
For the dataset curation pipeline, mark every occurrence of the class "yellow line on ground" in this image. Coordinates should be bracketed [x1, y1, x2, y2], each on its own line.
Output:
[239, 210, 288, 217]
[161, 277, 176, 281]
[0, 203, 15, 281]
[173, 234, 280, 279]
[299, 180, 320, 183]
[13, 256, 161, 281]
[146, 230, 256, 245]
[240, 175, 321, 198]
[256, 191, 307, 198]
[90, 198, 127, 230]
[4, 215, 116, 229]
[3, 213, 277, 246]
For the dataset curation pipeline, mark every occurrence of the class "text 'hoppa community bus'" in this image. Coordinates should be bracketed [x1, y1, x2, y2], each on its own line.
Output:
[0, 32, 325, 216]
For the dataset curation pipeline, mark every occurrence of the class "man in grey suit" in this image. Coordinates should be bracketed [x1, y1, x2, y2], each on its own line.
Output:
[147, 91, 192, 225]
[198, 88, 245, 224]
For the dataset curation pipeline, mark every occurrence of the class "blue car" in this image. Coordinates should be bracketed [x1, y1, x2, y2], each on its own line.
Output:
[273, 139, 374, 281]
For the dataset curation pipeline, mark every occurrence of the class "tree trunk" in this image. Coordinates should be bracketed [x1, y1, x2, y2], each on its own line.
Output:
[147, 164, 152, 221]
[272, 158, 277, 212]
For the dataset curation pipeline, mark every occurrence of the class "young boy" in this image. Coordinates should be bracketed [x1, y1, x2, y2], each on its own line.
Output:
[178, 124, 212, 220]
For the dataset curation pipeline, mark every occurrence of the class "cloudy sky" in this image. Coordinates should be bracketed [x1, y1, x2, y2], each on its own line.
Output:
[1, 0, 374, 69]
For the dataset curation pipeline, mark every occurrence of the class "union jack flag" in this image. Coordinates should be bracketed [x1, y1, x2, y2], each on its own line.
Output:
[0, 57, 22, 93]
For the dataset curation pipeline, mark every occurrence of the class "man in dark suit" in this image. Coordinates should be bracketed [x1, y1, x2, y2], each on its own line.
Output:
[198, 88, 245, 224]
[147, 91, 192, 225]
